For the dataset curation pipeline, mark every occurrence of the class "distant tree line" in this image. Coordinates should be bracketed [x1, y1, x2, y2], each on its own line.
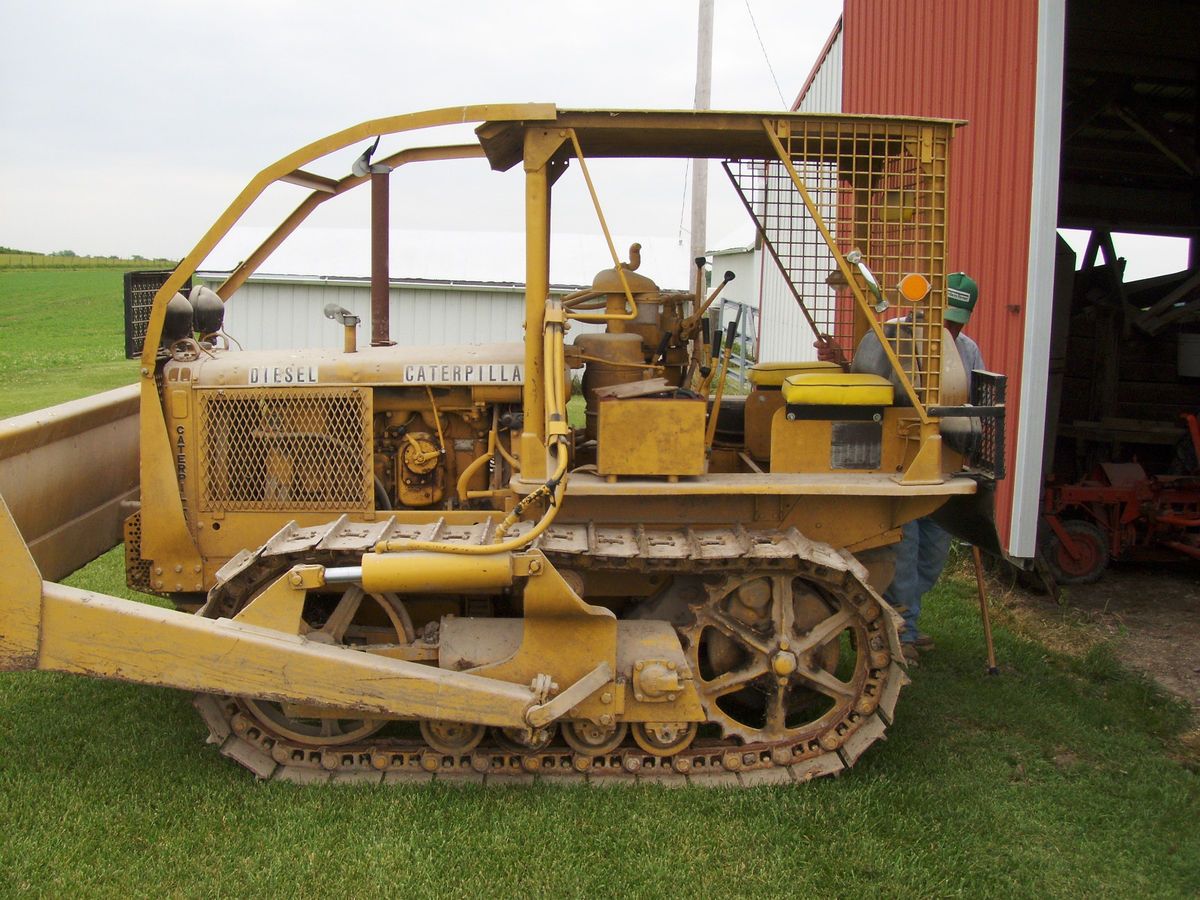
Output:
[0, 248, 177, 270]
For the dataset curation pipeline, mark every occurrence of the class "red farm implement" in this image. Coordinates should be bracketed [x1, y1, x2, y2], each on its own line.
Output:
[1040, 413, 1200, 583]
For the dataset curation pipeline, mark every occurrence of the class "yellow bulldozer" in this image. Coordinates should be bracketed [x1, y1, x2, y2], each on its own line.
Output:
[0, 105, 1004, 784]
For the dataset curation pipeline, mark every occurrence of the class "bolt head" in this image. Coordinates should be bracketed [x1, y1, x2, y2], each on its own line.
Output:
[771, 650, 798, 677]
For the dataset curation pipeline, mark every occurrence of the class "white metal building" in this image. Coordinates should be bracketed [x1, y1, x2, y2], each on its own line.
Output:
[194, 272, 585, 352]
[197, 226, 687, 352]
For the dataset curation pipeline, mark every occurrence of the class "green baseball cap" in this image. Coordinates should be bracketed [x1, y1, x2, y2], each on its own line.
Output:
[945, 272, 978, 324]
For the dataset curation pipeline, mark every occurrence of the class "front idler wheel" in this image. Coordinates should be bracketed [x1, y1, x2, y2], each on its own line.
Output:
[237, 579, 414, 747]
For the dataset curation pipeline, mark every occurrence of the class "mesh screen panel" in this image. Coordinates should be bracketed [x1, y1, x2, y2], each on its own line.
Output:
[970, 371, 1007, 480]
[123, 270, 189, 358]
[197, 388, 372, 512]
[724, 118, 952, 405]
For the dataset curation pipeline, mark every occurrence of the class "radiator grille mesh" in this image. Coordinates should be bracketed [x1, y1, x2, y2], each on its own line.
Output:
[197, 388, 372, 512]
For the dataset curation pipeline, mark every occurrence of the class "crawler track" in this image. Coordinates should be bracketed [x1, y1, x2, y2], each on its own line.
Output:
[196, 518, 908, 786]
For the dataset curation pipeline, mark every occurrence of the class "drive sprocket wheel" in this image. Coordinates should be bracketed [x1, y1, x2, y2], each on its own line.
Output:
[681, 572, 879, 746]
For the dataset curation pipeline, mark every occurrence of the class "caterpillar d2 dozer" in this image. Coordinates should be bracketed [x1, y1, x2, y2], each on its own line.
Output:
[0, 105, 1004, 784]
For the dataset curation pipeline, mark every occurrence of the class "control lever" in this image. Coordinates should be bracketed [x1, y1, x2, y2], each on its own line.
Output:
[705, 310, 743, 453]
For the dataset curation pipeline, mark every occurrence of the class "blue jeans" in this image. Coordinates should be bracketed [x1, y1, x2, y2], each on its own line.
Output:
[884, 517, 953, 642]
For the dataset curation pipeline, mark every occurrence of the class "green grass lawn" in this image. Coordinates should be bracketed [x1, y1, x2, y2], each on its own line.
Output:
[1, 550, 1196, 896]
[0, 269, 1197, 896]
[0, 268, 139, 419]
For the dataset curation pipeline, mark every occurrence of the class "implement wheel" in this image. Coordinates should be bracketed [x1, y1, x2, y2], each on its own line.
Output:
[1042, 519, 1109, 585]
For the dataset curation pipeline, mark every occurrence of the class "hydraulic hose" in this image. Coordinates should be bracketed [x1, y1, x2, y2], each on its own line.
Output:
[455, 428, 497, 503]
[375, 440, 568, 555]
[375, 301, 571, 556]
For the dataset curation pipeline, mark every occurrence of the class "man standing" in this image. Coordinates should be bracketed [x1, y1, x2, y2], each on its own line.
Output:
[890, 273, 983, 662]
[817, 272, 984, 664]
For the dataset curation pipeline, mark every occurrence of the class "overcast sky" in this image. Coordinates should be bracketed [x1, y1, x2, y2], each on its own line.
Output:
[0, 0, 843, 275]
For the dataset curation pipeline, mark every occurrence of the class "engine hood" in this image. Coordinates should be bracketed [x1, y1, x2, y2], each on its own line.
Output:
[171, 342, 526, 388]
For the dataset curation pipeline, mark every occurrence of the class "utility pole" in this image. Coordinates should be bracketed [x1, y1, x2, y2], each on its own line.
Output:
[689, 0, 714, 288]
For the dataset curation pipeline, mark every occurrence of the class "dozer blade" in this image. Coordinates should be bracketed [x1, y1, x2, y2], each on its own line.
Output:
[0, 491, 592, 729]
[0, 491, 42, 670]
[0, 385, 139, 582]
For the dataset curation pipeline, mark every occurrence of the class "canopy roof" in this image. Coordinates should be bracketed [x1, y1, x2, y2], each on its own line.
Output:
[477, 108, 965, 171]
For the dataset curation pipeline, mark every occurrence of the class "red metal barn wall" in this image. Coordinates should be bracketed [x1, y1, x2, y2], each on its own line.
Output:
[841, 0, 1040, 549]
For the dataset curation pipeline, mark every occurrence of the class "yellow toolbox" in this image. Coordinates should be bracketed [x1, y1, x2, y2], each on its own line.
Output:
[597, 397, 707, 476]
